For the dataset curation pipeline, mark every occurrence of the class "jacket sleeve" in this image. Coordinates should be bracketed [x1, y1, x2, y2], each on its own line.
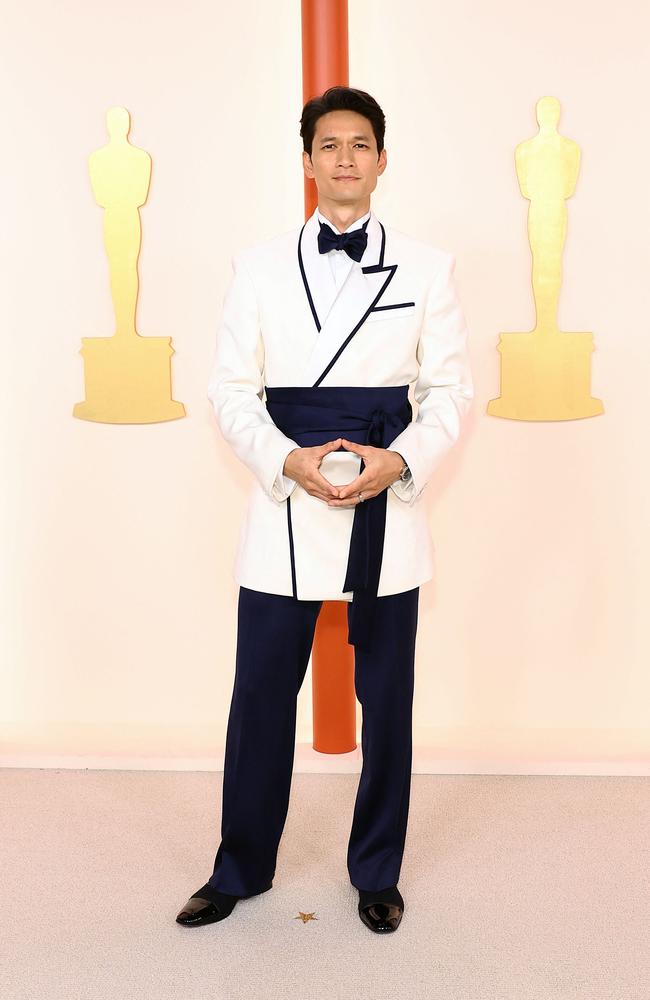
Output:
[387, 252, 474, 505]
[207, 252, 300, 503]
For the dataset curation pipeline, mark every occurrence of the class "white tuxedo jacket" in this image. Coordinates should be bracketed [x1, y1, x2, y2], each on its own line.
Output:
[207, 206, 474, 601]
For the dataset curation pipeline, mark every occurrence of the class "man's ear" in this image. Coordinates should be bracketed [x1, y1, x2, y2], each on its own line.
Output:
[302, 151, 314, 178]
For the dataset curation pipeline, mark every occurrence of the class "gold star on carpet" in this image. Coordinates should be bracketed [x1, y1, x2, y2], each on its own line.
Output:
[295, 911, 318, 923]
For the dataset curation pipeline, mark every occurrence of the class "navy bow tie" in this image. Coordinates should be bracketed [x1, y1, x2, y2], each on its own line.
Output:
[317, 219, 369, 262]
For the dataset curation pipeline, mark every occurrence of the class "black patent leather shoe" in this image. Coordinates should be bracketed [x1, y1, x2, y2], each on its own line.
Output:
[176, 880, 272, 926]
[357, 884, 404, 933]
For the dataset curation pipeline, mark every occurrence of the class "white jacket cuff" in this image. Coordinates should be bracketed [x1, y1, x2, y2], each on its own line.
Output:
[270, 443, 300, 503]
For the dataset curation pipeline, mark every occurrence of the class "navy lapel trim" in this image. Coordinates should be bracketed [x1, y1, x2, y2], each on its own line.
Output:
[361, 216, 386, 271]
[314, 250, 397, 386]
[297, 220, 321, 332]
[313, 241, 396, 386]
[297, 214, 378, 334]
[297, 213, 400, 387]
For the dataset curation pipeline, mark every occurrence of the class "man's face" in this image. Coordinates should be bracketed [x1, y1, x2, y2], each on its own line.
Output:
[302, 110, 386, 205]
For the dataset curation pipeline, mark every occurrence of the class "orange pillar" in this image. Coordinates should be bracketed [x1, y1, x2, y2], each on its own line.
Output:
[301, 0, 357, 754]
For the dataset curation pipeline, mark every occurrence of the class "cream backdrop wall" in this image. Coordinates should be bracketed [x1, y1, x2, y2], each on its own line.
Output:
[2, 0, 649, 771]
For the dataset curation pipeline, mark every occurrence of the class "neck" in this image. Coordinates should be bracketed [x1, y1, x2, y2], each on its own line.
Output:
[317, 198, 371, 233]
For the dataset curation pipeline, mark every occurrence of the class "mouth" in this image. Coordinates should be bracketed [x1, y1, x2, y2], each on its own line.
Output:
[334, 176, 360, 181]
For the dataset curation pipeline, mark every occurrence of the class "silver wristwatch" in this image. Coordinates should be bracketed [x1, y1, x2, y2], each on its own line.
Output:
[399, 462, 412, 483]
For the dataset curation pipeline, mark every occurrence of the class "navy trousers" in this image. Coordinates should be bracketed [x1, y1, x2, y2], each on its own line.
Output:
[207, 583, 419, 896]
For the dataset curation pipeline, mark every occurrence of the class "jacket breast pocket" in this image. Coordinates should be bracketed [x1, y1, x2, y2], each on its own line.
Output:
[365, 302, 417, 322]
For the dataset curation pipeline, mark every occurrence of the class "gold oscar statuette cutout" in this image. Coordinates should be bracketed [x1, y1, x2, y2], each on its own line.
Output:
[73, 106, 185, 423]
[487, 96, 604, 420]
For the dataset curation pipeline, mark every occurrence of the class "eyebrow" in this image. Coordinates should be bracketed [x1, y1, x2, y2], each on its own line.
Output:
[319, 134, 371, 142]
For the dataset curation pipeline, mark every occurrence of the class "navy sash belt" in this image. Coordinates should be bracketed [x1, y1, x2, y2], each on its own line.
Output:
[264, 384, 413, 652]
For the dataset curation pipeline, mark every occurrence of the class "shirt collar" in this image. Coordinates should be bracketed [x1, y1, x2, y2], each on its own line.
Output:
[316, 207, 371, 236]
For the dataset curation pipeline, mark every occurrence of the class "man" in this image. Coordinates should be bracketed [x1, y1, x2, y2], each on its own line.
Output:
[176, 86, 473, 933]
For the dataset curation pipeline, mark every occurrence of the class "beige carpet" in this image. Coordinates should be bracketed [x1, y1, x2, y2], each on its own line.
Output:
[1, 768, 649, 999]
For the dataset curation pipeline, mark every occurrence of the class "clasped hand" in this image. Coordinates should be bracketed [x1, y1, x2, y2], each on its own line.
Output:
[282, 437, 405, 508]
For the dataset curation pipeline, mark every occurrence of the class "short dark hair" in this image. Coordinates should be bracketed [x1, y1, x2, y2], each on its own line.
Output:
[300, 86, 386, 157]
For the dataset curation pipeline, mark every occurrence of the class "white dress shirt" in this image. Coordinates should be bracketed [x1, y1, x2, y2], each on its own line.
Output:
[316, 207, 371, 303]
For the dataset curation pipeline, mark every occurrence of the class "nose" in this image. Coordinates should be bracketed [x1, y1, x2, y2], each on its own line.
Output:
[337, 146, 356, 169]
